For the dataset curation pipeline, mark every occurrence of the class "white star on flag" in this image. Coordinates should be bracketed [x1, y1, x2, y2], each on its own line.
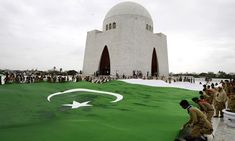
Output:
[63, 101, 92, 109]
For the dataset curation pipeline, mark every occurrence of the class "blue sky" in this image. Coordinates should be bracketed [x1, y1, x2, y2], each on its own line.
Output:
[0, 0, 234, 73]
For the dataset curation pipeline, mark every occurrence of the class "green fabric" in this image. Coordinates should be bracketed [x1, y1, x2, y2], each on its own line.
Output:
[0, 81, 197, 141]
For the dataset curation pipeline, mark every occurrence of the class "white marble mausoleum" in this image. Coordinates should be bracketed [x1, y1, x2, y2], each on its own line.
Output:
[83, 1, 169, 76]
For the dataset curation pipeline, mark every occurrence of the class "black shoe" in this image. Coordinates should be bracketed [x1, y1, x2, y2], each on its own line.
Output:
[213, 116, 219, 118]
[220, 115, 224, 118]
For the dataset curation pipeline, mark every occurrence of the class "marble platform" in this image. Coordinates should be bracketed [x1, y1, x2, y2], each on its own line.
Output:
[209, 118, 235, 141]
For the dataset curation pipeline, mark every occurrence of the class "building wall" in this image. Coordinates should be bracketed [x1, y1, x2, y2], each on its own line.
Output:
[83, 14, 169, 76]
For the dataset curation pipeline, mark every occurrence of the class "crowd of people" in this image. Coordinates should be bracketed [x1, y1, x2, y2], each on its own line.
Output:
[176, 79, 235, 141]
[1, 68, 201, 86]
[84, 76, 112, 84]
[0, 70, 179, 85]
[0, 70, 116, 85]
[0, 72, 84, 84]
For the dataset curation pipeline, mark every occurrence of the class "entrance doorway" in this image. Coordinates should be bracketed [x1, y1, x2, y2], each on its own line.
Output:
[99, 46, 110, 75]
[151, 48, 158, 76]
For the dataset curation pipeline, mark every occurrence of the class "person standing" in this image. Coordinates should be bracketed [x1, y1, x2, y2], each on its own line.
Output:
[214, 87, 227, 118]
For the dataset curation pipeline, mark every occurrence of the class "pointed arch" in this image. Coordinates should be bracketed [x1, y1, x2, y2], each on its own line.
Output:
[99, 46, 110, 75]
[151, 48, 159, 76]
[113, 22, 116, 29]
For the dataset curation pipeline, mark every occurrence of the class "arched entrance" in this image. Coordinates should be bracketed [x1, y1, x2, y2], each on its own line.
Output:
[151, 48, 159, 76]
[99, 46, 110, 75]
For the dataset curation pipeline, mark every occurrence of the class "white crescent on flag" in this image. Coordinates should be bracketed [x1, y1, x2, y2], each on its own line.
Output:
[47, 88, 123, 103]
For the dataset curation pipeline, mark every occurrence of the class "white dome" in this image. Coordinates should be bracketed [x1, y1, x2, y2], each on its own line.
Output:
[104, 1, 152, 20]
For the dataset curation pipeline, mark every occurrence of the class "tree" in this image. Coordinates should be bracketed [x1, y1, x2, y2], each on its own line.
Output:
[207, 72, 216, 78]
[217, 71, 227, 78]
[199, 72, 207, 77]
[67, 70, 78, 76]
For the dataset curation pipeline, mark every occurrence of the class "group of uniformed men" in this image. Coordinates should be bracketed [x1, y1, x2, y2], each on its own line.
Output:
[84, 76, 112, 84]
[176, 79, 235, 141]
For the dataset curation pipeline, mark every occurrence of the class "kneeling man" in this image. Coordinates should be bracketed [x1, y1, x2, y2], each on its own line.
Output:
[179, 100, 213, 141]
